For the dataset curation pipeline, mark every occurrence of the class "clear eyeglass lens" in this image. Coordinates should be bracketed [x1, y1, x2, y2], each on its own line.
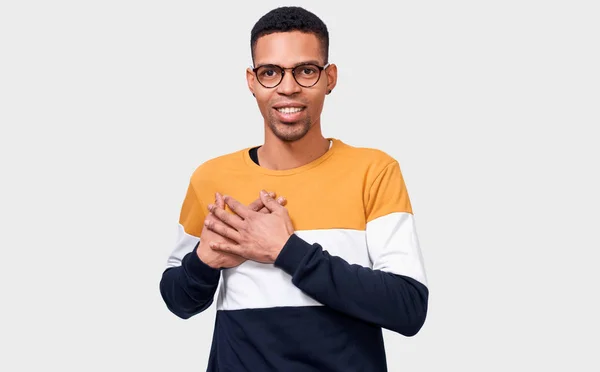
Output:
[256, 64, 321, 87]
[293, 64, 320, 87]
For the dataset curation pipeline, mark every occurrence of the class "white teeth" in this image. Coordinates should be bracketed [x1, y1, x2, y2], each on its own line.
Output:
[277, 107, 303, 114]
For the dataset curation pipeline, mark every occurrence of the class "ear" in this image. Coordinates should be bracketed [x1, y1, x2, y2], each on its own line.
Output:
[246, 67, 256, 97]
[325, 64, 338, 94]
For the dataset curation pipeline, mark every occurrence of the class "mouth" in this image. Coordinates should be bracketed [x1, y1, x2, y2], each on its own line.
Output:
[272, 106, 307, 123]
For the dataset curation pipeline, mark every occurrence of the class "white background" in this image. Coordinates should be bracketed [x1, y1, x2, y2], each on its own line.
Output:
[1, 0, 599, 371]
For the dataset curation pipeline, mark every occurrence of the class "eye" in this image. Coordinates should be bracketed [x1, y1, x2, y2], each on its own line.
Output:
[298, 65, 318, 76]
[258, 66, 281, 79]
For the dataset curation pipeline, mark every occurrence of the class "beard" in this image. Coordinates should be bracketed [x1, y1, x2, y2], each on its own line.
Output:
[266, 110, 312, 142]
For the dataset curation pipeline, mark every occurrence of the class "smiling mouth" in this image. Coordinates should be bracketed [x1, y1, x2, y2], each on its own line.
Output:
[275, 107, 306, 114]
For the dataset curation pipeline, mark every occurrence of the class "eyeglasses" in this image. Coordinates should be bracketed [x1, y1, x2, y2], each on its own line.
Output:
[252, 63, 330, 88]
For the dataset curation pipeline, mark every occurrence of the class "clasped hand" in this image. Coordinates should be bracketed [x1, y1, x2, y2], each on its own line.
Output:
[205, 190, 295, 264]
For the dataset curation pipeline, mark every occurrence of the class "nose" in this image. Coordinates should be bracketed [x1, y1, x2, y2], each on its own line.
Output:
[276, 70, 302, 95]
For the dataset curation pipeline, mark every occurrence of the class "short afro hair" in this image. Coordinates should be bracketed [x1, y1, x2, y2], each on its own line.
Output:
[250, 6, 329, 65]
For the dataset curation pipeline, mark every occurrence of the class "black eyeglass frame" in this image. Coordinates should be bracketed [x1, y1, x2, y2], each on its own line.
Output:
[252, 63, 330, 88]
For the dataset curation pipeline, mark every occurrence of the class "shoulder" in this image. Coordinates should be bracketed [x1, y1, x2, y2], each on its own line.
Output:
[189, 147, 250, 184]
[334, 138, 400, 176]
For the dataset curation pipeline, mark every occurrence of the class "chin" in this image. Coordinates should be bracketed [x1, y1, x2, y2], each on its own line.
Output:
[270, 122, 311, 142]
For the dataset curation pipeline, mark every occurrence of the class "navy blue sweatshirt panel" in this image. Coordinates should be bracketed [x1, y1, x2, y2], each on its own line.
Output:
[274, 233, 429, 336]
[160, 242, 221, 319]
[205, 306, 388, 372]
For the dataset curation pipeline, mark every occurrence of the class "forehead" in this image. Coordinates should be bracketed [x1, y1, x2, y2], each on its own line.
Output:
[254, 31, 323, 66]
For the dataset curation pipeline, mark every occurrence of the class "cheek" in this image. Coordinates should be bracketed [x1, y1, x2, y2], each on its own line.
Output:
[255, 95, 271, 116]
[308, 95, 325, 114]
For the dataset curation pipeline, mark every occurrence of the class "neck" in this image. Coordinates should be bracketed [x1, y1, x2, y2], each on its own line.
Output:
[258, 125, 330, 171]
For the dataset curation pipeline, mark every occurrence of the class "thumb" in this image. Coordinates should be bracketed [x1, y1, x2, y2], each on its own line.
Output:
[259, 190, 281, 212]
[285, 219, 294, 235]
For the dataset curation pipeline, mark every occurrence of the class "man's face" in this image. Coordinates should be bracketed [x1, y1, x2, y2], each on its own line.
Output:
[247, 31, 336, 142]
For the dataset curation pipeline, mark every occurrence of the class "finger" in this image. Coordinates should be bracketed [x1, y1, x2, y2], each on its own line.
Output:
[204, 216, 242, 242]
[209, 241, 244, 257]
[253, 194, 286, 212]
[248, 191, 276, 212]
[248, 198, 265, 212]
[223, 195, 252, 219]
[208, 203, 245, 230]
[259, 190, 283, 212]
[277, 196, 287, 206]
[256, 196, 286, 214]
[216, 192, 225, 209]
[258, 197, 285, 213]
[202, 217, 237, 244]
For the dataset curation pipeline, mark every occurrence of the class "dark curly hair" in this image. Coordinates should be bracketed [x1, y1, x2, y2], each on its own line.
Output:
[250, 6, 329, 65]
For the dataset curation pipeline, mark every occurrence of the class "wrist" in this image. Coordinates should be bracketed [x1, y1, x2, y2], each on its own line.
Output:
[197, 245, 221, 269]
[183, 243, 221, 283]
[272, 233, 293, 261]
[273, 234, 314, 275]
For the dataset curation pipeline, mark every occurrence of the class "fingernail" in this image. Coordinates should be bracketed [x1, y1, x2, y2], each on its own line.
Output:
[260, 190, 267, 196]
[204, 219, 209, 226]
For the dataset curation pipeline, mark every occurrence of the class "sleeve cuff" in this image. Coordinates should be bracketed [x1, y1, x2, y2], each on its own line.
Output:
[274, 234, 315, 276]
[182, 242, 221, 285]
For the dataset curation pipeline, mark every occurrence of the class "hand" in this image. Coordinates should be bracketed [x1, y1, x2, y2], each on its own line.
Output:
[205, 190, 295, 264]
[197, 191, 286, 269]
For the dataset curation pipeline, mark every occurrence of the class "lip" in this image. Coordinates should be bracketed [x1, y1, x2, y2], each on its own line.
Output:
[272, 102, 306, 109]
[272, 106, 307, 123]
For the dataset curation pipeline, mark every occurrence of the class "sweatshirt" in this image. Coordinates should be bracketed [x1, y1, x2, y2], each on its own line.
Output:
[160, 138, 429, 371]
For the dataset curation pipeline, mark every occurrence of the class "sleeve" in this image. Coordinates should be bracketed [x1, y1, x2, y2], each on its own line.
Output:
[273, 161, 429, 336]
[159, 181, 221, 319]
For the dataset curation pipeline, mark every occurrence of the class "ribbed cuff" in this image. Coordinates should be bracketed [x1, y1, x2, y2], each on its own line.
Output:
[182, 244, 221, 285]
[274, 234, 314, 276]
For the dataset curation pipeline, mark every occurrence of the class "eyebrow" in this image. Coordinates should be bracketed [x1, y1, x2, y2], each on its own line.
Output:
[254, 60, 323, 68]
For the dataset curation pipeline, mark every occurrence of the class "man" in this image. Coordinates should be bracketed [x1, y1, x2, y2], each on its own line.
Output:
[160, 6, 428, 371]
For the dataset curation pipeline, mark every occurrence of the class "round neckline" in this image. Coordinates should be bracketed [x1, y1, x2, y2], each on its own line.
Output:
[242, 138, 340, 176]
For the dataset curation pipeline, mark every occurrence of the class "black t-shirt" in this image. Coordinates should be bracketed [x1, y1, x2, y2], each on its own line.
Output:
[249, 147, 260, 165]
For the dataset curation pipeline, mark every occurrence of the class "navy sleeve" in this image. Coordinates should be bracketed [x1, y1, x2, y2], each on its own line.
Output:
[159, 242, 221, 319]
[274, 234, 429, 336]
